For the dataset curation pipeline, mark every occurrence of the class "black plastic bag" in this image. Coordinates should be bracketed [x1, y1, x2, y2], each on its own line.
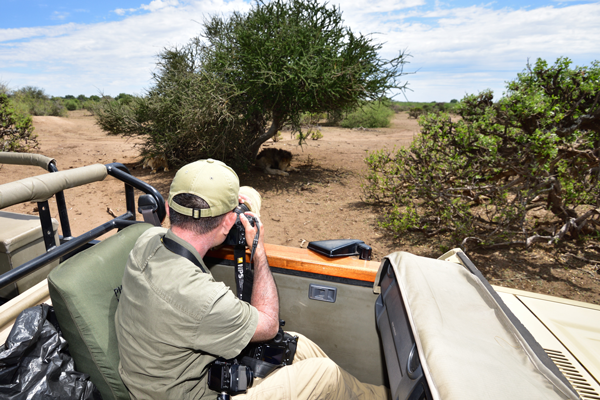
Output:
[0, 304, 101, 399]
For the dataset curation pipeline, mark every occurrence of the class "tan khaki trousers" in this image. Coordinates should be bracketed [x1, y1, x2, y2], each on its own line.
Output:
[234, 332, 390, 400]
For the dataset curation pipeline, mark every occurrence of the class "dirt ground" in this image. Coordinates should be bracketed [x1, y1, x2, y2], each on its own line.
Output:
[2, 110, 599, 305]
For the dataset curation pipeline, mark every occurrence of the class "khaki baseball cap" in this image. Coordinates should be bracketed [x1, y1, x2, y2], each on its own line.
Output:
[168, 159, 239, 218]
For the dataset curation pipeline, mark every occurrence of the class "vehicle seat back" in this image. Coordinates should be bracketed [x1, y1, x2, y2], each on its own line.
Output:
[48, 223, 153, 400]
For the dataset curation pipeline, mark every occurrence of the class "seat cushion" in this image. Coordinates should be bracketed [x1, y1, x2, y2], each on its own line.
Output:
[48, 223, 152, 400]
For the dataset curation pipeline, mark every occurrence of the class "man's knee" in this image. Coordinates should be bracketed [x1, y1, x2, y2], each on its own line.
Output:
[291, 333, 328, 361]
[310, 358, 342, 387]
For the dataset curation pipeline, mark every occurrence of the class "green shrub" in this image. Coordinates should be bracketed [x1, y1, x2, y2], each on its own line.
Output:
[300, 112, 325, 125]
[49, 98, 67, 116]
[0, 82, 10, 95]
[326, 109, 344, 125]
[65, 99, 79, 111]
[11, 87, 67, 117]
[1, 94, 38, 152]
[310, 129, 323, 140]
[115, 93, 134, 105]
[388, 102, 401, 113]
[82, 100, 98, 115]
[407, 106, 423, 119]
[340, 102, 394, 128]
[364, 58, 600, 250]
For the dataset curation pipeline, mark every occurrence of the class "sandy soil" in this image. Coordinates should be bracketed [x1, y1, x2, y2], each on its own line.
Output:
[1, 110, 599, 305]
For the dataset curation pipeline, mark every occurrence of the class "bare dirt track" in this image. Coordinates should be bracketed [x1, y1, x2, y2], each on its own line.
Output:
[1, 110, 599, 305]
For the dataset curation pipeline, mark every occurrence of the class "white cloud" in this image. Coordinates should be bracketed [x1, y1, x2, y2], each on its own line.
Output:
[51, 11, 70, 21]
[141, 0, 180, 12]
[0, 0, 250, 96]
[114, 8, 137, 16]
[334, 0, 425, 14]
[114, 0, 180, 16]
[363, 3, 600, 61]
[337, 1, 600, 100]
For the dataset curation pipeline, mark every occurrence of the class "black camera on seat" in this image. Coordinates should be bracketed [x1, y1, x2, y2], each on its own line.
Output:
[208, 359, 254, 395]
[224, 204, 257, 246]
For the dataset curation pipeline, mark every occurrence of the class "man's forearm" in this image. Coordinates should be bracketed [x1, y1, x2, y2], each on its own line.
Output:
[250, 246, 280, 342]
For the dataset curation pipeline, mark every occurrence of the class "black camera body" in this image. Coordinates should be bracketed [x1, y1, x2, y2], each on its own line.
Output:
[242, 328, 296, 366]
[224, 204, 257, 246]
[208, 359, 254, 394]
[208, 323, 297, 396]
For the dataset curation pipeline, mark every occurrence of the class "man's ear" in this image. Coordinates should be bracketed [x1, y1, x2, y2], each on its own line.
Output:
[221, 211, 236, 234]
[165, 202, 170, 217]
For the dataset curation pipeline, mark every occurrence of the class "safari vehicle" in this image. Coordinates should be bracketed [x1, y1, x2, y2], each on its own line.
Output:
[0, 152, 599, 400]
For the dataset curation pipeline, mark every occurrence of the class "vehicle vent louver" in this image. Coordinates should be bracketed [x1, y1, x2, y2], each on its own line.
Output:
[544, 348, 600, 400]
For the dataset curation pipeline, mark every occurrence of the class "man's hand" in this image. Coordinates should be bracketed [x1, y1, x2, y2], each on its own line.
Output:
[239, 212, 264, 250]
[239, 213, 279, 342]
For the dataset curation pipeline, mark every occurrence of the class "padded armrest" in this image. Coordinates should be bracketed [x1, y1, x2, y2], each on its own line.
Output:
[0, 164, 107, 207]
[0, 152, 56, 170]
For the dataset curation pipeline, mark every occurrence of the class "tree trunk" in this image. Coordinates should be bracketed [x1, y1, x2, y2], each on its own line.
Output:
[248, 114, 282, 159]
[547, 178, 578, 221]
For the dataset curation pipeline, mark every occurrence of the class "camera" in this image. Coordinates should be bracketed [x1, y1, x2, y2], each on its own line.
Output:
[208, 358, 254, 394]
[224, 204, 257, 246]
[242, 328, 297, 367]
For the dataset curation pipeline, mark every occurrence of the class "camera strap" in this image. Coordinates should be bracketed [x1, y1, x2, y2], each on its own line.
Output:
[240, 357, 281, 379]
[234, 245, 254, 303]
[161, 235, 208, 274]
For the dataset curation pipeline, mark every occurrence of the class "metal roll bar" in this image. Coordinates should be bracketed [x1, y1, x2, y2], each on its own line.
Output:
[0, 159, 166, 290]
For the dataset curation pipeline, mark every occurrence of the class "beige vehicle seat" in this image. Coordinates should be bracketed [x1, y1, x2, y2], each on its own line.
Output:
[48, 223, 152, 400]
[375, 251, 580, 400]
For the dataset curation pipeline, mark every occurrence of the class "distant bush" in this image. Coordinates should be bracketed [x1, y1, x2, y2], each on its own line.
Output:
[11, 87, 67, 117]
[310, 129, 323, 140]
[272, 131, 283, 142]
[115, 93, 134, 106]
[388, 102, 402, 113]
[408, 106, 423, 119]
[65, 99, 79, 111]
[1, 94, 38, 152]
[58, 95, 102, 113]
[340, 102, 394, 128]
[82, 100, 99, 115]
[326, 109, 344, 125]
[300, 112, 325, 125]
[0, 82, 9, 95]
[406, 101, 459, 119]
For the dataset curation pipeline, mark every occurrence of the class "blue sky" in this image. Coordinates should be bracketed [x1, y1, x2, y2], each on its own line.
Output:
[1, 0, 159, 27]
[1, 0, 599, 102]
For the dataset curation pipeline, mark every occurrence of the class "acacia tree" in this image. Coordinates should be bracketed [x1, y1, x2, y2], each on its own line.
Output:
[364, 58, 600, 249]
[95, 0, 408, 167]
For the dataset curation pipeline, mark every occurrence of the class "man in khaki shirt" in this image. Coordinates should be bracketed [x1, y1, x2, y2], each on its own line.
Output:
[115, 159, 388, 400]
